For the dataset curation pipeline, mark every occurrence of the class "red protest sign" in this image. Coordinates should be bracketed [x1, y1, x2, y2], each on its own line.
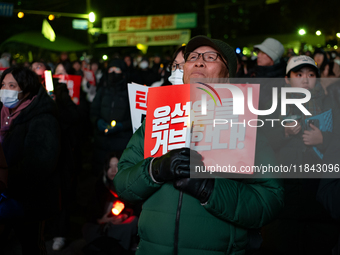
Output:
[0, 67, 8, 76]
[53, 74, 82, 105]
[144, 83, 260, 175]
[144, 84, 190, 158]
[83, 68, 96, 86]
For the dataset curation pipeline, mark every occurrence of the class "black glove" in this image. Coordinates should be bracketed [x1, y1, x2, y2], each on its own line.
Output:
[174, 178, 215, 204]
[150, 148, 204, 183]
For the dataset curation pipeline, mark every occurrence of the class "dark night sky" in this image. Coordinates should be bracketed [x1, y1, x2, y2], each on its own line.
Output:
[0, 0, 339, 58]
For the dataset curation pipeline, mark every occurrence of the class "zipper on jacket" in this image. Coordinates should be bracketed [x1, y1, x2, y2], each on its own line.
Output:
[174, 191, 183, 255]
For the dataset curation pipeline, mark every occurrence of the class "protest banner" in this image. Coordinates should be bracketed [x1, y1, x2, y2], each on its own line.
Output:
[107, 30, 190, 47]
[144, 83, 260, 175]
[128, 83, 149, 133]
[102, 13, 196, 33]
[83, 68, 96, 86]
[0, 67, 7, 76]
[53, 74, 82, 105]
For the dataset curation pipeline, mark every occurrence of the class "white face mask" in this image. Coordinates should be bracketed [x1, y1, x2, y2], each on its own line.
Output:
[168, 69, 183, 85]
[0, 89, 22, 108]
[139, 61, 149, 69]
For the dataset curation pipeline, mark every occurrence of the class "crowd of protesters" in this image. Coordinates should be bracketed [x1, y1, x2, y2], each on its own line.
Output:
[0, 36, 340, 255]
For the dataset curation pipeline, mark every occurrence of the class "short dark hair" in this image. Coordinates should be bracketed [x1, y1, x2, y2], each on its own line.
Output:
[168, 45, 186, 71]
[55, 60, 75, 75]
[31, 60, 51, 71]
[1, 67, 41, 98]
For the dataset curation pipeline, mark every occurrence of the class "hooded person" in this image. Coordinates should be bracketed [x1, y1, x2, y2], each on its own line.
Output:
[247, 38, 287, 110]
[137, 58, 161, 86]
[90, 58, 132, 175]
[0, 67, 60, 254]
[250, 37, 286, 79]
[107, 58, 128, 88]
[113, 35, 284, 255]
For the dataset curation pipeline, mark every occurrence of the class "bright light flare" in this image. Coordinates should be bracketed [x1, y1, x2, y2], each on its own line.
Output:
[112, 201, 125, 215]
[298, 29, 306, 35]
[89, 12, 95, 23]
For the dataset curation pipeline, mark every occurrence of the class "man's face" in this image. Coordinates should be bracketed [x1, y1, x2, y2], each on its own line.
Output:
[257, 50, 274, 66]
[285, 66, 317, 90]
[183, 46, 228, 84]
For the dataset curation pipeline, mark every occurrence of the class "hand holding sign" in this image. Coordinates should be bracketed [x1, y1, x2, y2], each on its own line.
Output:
[150, 148, 204, 183]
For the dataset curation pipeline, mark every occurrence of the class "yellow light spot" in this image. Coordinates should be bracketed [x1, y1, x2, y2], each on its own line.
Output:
[111, 120, 116, 127]
[136, 44, 148, 54]
[18, 12, 24, 18]
[105, 129, 108, 133]
[48, 14, 55, 21]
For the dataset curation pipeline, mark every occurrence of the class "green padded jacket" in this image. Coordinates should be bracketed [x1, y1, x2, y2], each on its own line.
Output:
[114, 121, 284, 255]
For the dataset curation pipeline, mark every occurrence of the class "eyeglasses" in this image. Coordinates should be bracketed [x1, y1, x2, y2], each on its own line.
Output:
[185, 51, 229, 70]
[167, 62, 184, 72]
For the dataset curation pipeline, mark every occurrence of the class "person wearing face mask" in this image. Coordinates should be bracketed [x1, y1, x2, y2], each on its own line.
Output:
[137, 57, 160, 86]
[90, 58, 133, 176]
[167, 46, 186, 85]
[0, 67, 60, 254]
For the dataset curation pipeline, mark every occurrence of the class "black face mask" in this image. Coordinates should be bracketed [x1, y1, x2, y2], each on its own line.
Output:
[108, 72, 123, 84]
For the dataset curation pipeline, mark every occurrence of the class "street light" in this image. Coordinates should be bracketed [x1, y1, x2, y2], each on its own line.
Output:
[89, 12, 95, 23]
[337, 33, 340, 38]
[315, 30, 321, 36]
[17, 12, 24, 18]
[298, 29, 306, 35]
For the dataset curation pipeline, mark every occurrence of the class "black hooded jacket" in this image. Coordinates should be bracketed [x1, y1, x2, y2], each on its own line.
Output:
[247, 59, 287, 110]
[90, 59, 132, 152]
[1, 85, 61, 220]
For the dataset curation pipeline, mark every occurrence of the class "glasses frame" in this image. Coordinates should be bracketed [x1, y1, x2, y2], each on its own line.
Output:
[184, 51, 229, 71]
[167, 62, 185, 72]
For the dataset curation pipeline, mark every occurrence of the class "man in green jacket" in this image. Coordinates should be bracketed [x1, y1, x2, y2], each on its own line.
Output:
[114, 35, 284, 255]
